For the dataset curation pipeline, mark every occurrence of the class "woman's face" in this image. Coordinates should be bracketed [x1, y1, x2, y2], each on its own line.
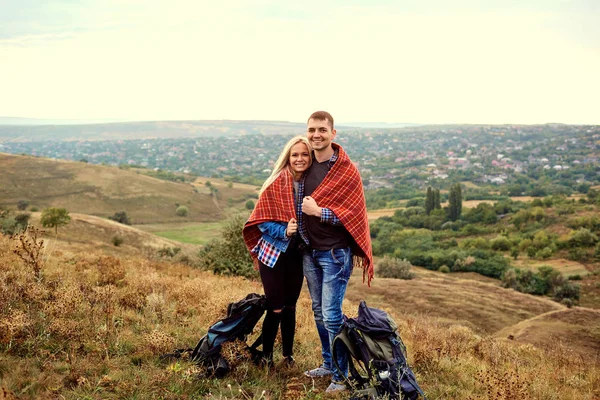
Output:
[289, 142, 311, 177]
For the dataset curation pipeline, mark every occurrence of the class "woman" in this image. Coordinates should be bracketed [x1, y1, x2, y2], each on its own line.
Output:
[242, 136, 312, 367]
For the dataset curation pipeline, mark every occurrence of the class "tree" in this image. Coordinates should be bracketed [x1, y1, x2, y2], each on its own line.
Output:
[425, 187, 434, 215]
[448, 183, 463, 221]
[41, 207, 71, 236]
[108, 211, 131, 225]
[434, 189, 441, 209]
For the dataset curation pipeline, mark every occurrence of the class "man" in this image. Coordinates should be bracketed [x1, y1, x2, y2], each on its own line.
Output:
[298, 111, 373, 392]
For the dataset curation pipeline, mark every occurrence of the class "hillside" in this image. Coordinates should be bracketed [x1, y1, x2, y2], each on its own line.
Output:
[0, 153, 257, 224]
[1, 233, 598, 399]
[26, 212, 191, 259]
[496, 307, 600, 361]
[346, 267, 564, 334]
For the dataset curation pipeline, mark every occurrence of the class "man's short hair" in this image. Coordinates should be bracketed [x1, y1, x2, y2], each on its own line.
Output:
[308, 111, 334, 129]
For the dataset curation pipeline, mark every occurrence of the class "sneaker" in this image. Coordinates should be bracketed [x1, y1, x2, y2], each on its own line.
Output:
[325, 382, 346, 393]
[304, 365, 333, 378]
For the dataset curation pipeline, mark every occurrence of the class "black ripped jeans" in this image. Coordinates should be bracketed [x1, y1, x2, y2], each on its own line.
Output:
[258, 242, 304, 359]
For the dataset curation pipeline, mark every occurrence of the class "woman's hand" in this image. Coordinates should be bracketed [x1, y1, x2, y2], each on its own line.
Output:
[286, 218, 298, 237]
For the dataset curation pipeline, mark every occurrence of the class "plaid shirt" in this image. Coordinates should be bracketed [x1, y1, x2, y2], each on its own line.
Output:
[297, 150, 342, 247]
[251, 238, 280, 268]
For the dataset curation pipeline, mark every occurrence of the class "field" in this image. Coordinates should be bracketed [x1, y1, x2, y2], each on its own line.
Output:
[0, 153, 257, 224]
[511, 257, 590, 278]
[137, 221, 229, 245]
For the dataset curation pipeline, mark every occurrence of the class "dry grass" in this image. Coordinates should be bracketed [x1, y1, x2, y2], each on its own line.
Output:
[347, 268, 563, 335]
[24, 212, 196, 260]
[511, 257, 591, 277]
[0, 153, 257, 224]
[1, 234, 599, 399]
[496, 308, 600, 363]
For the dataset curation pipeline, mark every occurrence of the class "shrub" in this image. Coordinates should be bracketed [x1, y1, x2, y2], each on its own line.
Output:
[568, 228, 598, 247]
[17, 200, 29, 210]
[198, 215, 256, 278]
[158, 246, 181, 258]
[535, 247, 553, 260]
[553, 281, 581, 303]
[377, 256, 415, 279]
[176, 205, 189, 217]
[111, 235, 124, 247]
[109, 211, 131, 225]
[30, 206, 39, 212]
[245, 200, 255, 210]
[438, 265, 450, 273]
[490, 236, 511, 251]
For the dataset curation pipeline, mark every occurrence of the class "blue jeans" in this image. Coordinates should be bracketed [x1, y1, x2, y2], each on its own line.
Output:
[303, 247, 353, 383]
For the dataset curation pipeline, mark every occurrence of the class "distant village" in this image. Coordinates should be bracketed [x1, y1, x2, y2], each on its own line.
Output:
[1, 124, 599, 194]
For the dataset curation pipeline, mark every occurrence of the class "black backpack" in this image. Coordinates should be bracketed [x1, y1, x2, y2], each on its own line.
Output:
[163, 293, 267, 377]
[332, 301, 427, 400]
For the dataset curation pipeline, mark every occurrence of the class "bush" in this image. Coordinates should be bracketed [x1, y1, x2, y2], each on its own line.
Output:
[111, 235, 125, 247]
[109, 211, 131, 225]
[17, 200, 29, 210]
[438, 265, 450, 273]
[158, 246, 181, 258]
[377, 256, 415, 279]
[198, 215, 256, 278]
[245, 200, 255, 210]
[553, 281, 581, 303]
[176, 205, 189, 217]
[569, 228, 598, 247]
[490, 236, 511, 251]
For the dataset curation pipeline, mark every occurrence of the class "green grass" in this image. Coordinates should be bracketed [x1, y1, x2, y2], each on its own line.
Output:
[143, 222, 227, 245]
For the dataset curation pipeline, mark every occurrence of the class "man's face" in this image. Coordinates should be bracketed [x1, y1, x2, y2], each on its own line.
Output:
[306, 118, 336, 151]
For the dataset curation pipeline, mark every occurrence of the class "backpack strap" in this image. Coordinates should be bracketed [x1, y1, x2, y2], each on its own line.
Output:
[332, 333, 368, 388]
[390, 335, 428, 400]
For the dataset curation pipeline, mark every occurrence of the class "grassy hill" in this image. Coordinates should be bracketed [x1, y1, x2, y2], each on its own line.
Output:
[1, 231, 598, 399]
[26, 212, 192, 259]
[0, 153, 257, 224]
[347, 267, 564, 334]
[496, 307, 600, 361]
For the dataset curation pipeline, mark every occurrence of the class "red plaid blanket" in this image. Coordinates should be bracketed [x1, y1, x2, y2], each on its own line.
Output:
[242, 170, 295, 262]
[311, 143, 373, 285]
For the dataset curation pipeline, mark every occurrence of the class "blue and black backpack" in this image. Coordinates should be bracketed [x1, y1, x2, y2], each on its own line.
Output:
[333, 301, 427, 400]
[163, 293, 267, 377]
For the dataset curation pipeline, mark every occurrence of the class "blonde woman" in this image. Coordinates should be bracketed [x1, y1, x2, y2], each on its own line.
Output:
[243, 136, 312, 367]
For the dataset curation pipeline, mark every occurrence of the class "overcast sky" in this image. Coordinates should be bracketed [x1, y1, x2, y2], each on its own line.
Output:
[1, 0, 598, 124]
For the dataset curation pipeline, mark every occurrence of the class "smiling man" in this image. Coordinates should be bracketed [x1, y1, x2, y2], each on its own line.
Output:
[297, 111, 373, 392]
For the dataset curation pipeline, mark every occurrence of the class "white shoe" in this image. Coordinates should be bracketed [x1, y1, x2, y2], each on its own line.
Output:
[325, 382, 346, 393]
[303, 365, 333, 378]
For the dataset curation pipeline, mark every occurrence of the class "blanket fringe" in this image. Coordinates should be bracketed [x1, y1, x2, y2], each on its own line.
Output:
[353, 254, 373, 287]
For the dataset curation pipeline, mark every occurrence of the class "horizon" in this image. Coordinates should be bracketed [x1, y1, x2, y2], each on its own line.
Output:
[1, 1, 599, 125]
[1, 116, 596, 128]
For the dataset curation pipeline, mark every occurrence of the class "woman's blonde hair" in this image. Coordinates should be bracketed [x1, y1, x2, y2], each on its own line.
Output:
[259, 136, 313, 196]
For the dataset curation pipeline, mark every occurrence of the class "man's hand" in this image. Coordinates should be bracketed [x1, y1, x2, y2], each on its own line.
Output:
[286, 218, 298, 237]
[302, 196, 322, 217]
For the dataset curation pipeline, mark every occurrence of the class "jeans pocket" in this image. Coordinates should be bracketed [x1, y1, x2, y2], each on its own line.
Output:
[330, 248, 349, 267]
